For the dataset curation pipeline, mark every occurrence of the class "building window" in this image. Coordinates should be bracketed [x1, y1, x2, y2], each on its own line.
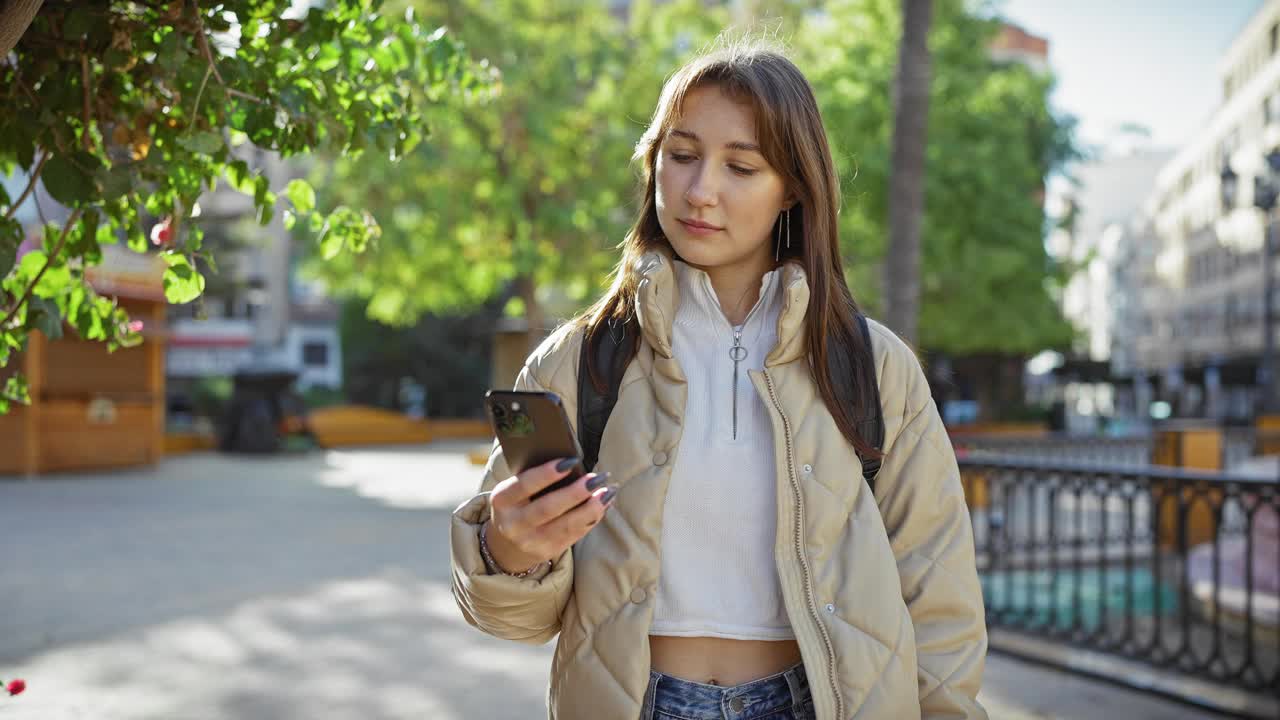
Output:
[302, 341, 329, 367]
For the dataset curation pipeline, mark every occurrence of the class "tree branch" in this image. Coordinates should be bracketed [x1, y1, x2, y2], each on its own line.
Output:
[191, 1, 225, 85]
[224, 87, 268, 105]
[1, 210, 83, 331]
[81, 51, 93, 151]
[33, 189, 48, 226]
[189, 1, 283, 111]
[190, 64, 212, 124]
[3, 150, 48, 222]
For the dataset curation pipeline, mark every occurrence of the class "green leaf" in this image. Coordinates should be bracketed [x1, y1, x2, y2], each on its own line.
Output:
[226, 160, 254, 194]
[316, 205, 380, 259]
[99, 165, 134, 202]
[284, 178, 316, 214]
[95, 220, 118, 247]
[34, 260, 72, 298]
[257, 192, 275, 226]
[9, 248, 72, 298]
[43, 153, 99, 206]
[315, 44, 341, 72]
[318, 221, 345, 260]
[2, 374, 30, 407]
[0, 218, 20, 277]
[162, 255, 206, 304]
[27, 296, 62, 340]
[63, 7, 94, 40]
[177, 131, 224, 155]
[283, 209, 296, 230]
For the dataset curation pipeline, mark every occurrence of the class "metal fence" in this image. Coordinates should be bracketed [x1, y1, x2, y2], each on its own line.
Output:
[952, 428, 1274, 473]
[960, 455, 1280, 710]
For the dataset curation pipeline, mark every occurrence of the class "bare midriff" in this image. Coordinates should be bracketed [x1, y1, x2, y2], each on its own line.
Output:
[648, 635, 804, 687]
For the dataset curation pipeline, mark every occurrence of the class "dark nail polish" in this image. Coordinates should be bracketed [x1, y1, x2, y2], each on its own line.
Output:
[586, 472, 611, 492]
[600, 486, 618, 505]
[555, 457, 580, 473]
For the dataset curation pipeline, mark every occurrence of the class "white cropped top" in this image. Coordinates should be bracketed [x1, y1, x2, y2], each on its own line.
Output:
[648, 259, 794, 641]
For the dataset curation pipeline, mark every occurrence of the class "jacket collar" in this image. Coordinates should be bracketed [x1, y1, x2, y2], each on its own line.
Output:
[633, 247, 810, 367]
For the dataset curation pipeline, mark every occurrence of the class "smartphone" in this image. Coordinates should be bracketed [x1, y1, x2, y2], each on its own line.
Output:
[484, 389, 586, 501]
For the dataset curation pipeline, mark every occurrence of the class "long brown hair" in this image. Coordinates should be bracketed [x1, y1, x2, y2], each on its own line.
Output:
[571, 40, 881, 459]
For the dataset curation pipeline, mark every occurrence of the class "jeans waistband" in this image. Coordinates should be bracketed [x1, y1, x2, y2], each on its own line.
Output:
[642, 661, 810, 719]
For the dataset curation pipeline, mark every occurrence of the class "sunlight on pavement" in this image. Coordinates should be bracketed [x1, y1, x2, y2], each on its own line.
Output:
[0, 572, 550, 720]
[315, 446, 486, 511]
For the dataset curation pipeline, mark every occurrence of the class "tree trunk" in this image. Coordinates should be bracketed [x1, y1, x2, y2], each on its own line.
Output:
[515, 274, 545, 356]
[884, 0, 933, 345]
[0, 0, 44, 57]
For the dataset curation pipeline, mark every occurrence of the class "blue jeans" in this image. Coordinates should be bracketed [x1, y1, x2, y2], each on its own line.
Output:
[641, 661, 816, 720]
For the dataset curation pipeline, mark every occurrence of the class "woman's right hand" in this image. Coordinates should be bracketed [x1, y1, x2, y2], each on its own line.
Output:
[485, 457, 616, 573]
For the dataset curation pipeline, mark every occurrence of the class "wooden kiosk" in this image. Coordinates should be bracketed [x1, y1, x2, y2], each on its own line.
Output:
[0, 246, 167, 475]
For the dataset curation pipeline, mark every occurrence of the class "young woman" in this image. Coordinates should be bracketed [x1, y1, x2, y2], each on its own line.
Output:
[451, 41, 988, 720]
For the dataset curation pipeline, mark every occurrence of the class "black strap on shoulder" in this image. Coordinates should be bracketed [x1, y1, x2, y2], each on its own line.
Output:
[577, 316, 638, 474]
[854, 313, 885, 490]
[576, 312, 884, 492]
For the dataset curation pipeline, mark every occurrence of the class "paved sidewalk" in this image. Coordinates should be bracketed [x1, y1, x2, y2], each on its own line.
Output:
[0, 446, 1238, 719]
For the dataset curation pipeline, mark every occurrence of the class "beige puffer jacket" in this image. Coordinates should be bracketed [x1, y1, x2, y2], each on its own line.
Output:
[451, 249, 988, 719]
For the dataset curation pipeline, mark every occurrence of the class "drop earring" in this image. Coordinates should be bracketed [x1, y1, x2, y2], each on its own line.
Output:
[785, 207, 791, 251]
[774, 210, 783, 263]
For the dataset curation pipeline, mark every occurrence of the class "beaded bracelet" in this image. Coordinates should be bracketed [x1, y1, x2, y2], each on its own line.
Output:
[479, 521, 549, 578]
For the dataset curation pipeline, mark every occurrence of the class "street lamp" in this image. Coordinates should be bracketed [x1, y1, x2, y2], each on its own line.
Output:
[1221, 163, 1238, 212]
[1222, 153, 1280, 415]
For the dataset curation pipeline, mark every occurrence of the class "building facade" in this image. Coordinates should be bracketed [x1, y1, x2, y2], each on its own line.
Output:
[1129, 0, 1280, 421]
[165, 148, 342, 394]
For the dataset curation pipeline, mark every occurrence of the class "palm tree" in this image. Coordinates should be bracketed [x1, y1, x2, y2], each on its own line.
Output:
[884, 0, 933, 345]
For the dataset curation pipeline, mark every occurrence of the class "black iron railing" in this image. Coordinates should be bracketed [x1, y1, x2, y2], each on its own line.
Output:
[952, 429, 1277, 473]
[959, 455, 1280, 703]
[952, 433, 1154, 466]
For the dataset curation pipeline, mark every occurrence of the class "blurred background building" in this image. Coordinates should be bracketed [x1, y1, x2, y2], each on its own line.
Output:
[1129, 0, 1280, 422]
[165, 149, 343, 428]
[1043, 0, 1280, 427]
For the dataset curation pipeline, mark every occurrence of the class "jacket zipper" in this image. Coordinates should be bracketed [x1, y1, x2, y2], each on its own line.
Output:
[763, 369, 843, 719]
[731, 326, 745, 439]
[724, 283, 767, 442]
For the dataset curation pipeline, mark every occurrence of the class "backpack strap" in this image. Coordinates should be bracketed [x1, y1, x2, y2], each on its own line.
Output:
[855, 313, 885, 491]
[577, 316, 637, 474]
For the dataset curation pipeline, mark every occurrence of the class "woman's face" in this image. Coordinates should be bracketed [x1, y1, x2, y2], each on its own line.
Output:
[655, 85, 791, 273]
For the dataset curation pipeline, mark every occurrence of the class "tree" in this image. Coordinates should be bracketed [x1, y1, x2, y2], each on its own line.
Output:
[339, 297, 500, 416]
[801, 0, 1076, 355]
[0, 0, 493, 412]
[883, 0, 932, 345]
[797, 0, 1077, 419]
[303, 0, 725, 347]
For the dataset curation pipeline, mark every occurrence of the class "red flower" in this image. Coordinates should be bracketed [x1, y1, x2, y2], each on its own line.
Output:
[6, 679, 24, 696]
[150, 217, 174, 247]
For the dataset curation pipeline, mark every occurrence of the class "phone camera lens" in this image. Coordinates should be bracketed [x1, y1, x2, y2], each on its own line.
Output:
[491, 403, 507, 418]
